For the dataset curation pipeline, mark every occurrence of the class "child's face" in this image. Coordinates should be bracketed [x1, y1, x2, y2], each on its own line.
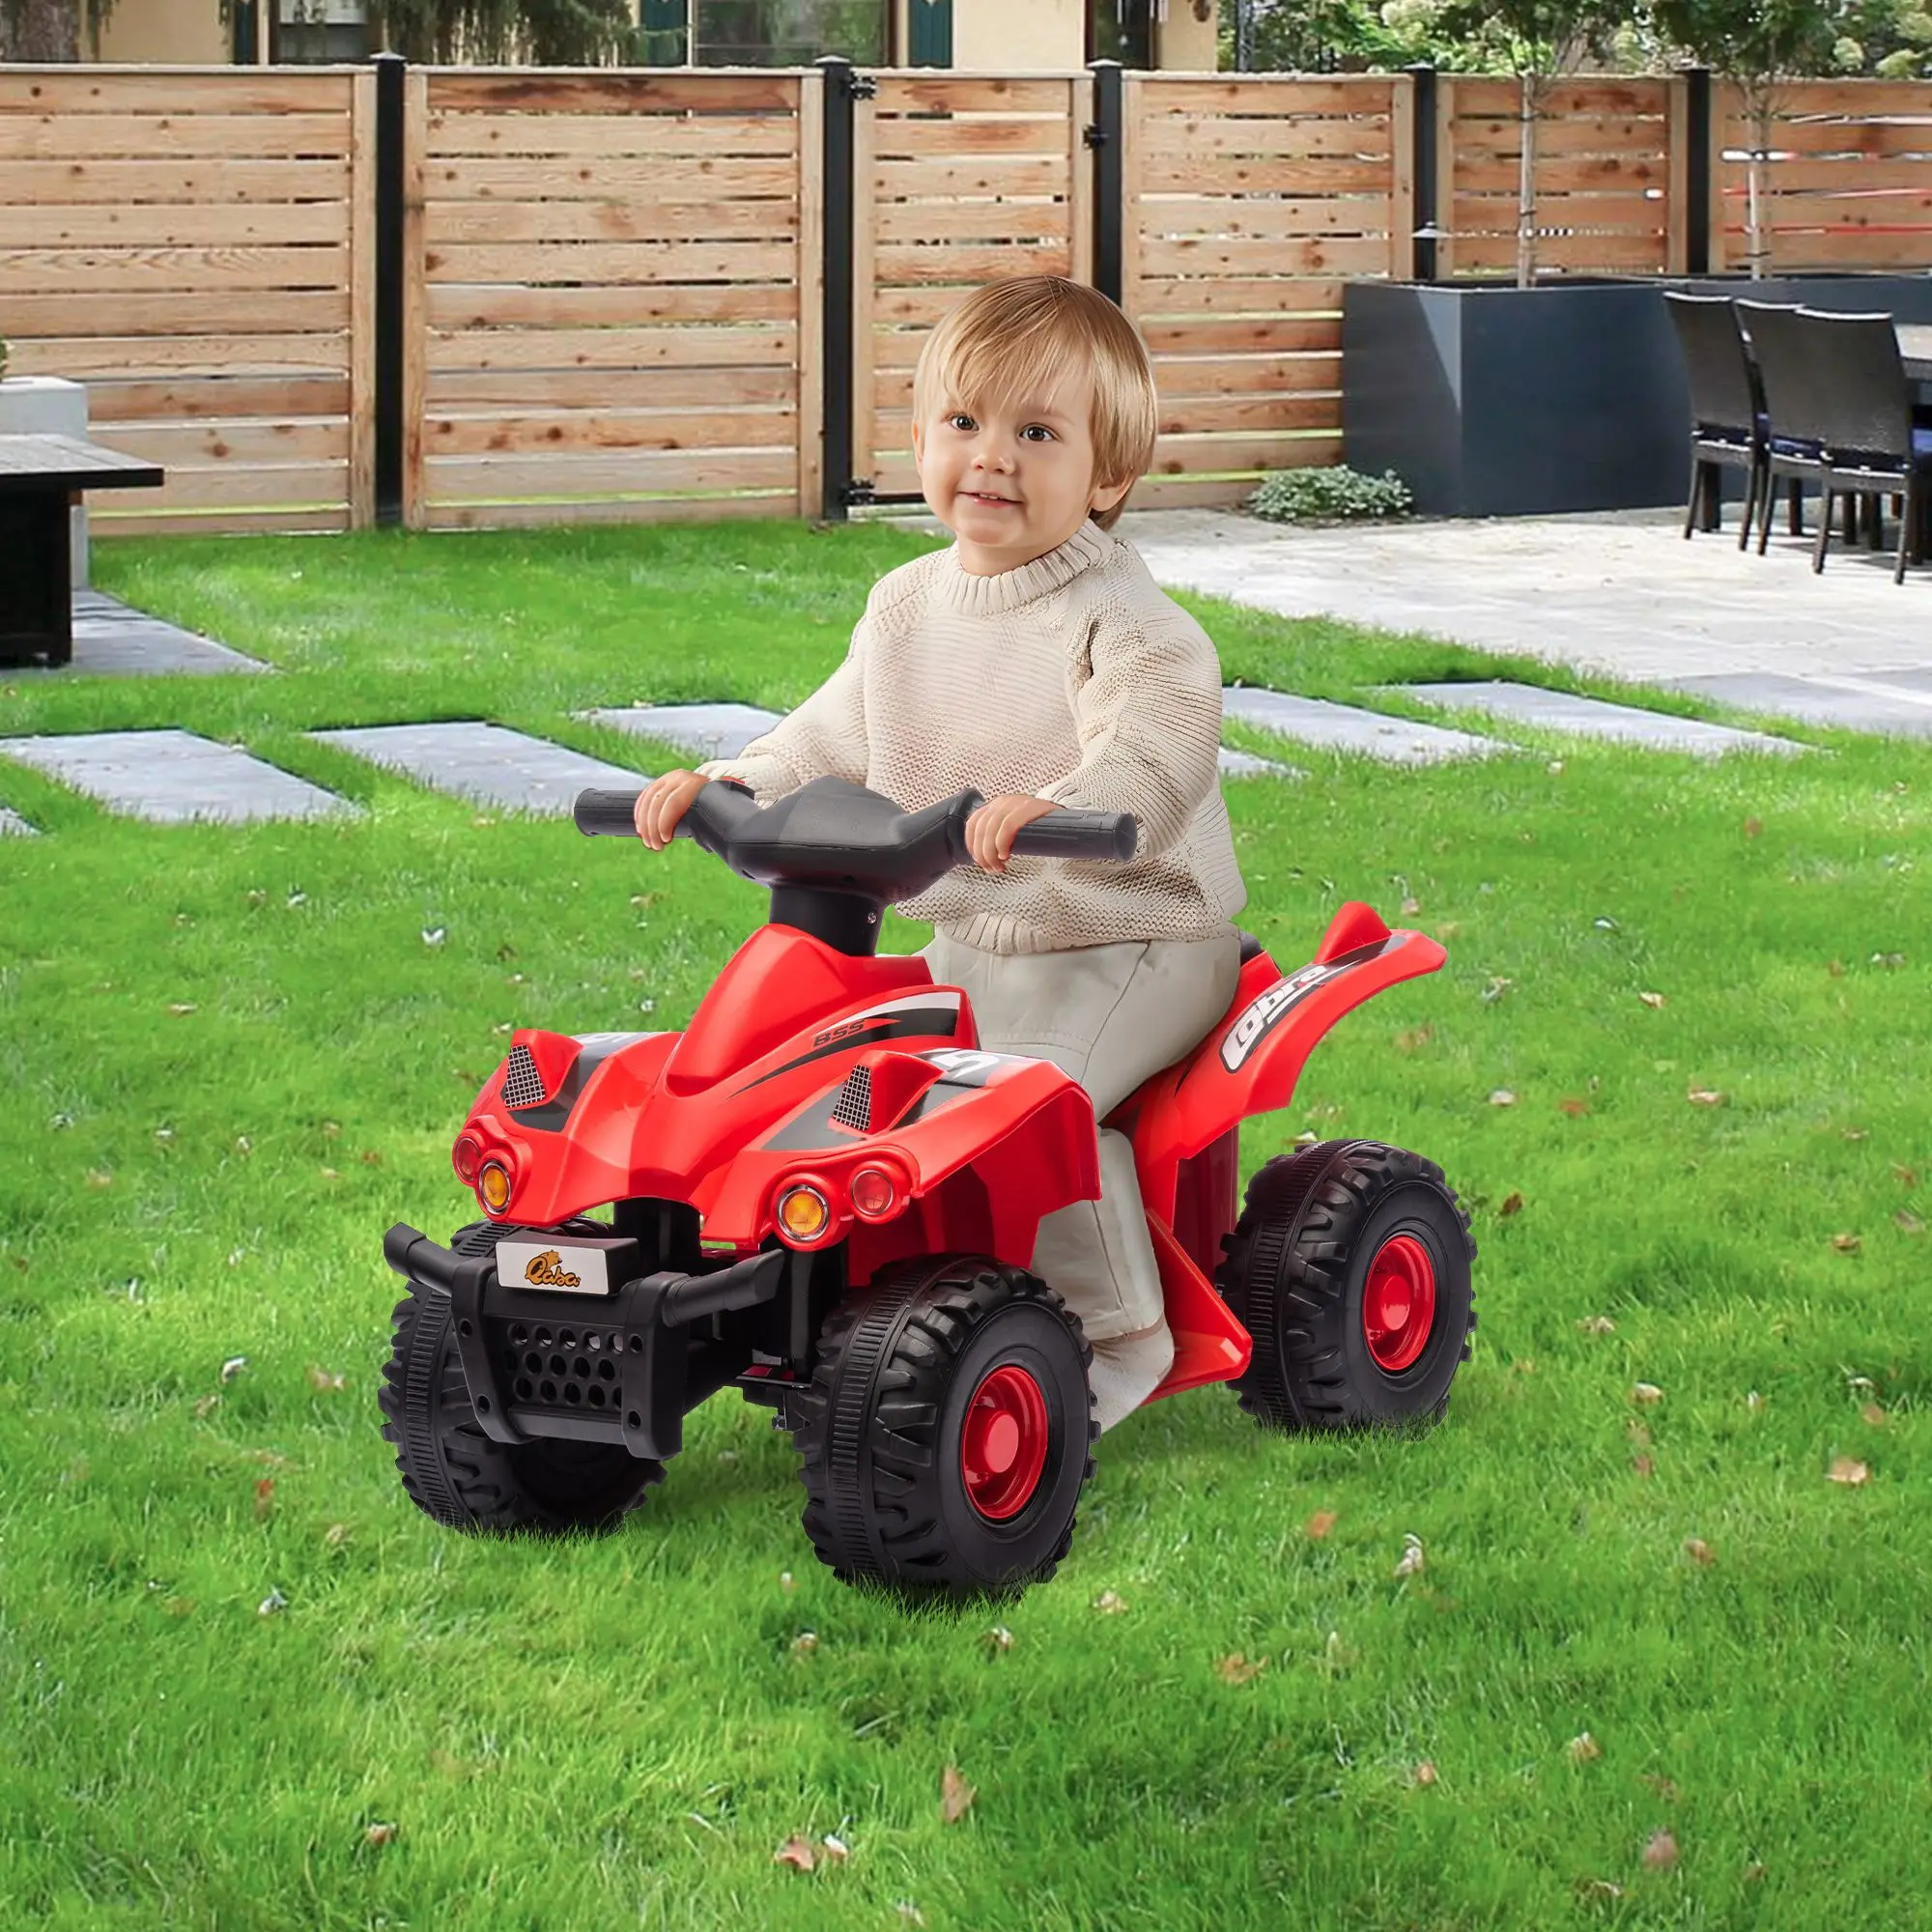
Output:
[912, 362, 1131, 575]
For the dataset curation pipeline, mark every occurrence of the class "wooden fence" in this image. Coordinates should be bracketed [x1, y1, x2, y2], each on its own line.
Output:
[0, 68, 373, 535]
[3, 65, 1931, 534]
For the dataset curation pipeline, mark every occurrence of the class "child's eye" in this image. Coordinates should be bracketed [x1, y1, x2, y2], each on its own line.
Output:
[1021, 425, 1056, 442]
[948, 413, 976, 432]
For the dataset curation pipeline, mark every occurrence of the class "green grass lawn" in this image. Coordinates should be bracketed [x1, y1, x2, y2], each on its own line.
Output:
[2, 519, 1928, 1930]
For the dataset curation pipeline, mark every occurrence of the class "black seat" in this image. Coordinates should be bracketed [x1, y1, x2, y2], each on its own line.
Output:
[1236, 928, 1264, 963]
[1663, 292, 1765, 548]
[1738, 299, 1833, 556]
[1791, 306, 1932, 582]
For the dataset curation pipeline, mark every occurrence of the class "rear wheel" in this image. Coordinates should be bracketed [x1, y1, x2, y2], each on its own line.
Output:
[1217, 1142, 1476, 1432]
[378, 1220, 666, 1534]
[788, 1254, 1095, 1598]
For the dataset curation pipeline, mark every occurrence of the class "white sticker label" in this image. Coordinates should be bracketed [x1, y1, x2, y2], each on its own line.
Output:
[496, 1240, 612, 1296]
[1219, 962, 1340, 1072]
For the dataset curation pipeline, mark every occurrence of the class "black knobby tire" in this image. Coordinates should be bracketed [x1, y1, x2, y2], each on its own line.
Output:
[788, 1254, 1096, 1598]
[1217, 1141, 1476, 1432]
[377, 1219, 666, 1535]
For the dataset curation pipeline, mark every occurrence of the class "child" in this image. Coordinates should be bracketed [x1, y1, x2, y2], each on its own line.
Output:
[634, 274, 1246, 1431]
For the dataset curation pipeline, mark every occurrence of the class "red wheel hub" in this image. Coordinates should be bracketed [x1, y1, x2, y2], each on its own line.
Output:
[958, 1364, 1050, 1521]
[1363, 1234, 1436, 1374]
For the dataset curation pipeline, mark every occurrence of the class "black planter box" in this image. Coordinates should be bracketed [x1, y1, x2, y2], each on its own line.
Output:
[1343, 274, 1932, 518]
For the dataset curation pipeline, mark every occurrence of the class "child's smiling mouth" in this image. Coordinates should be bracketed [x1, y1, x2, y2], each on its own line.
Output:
[963, 490, 1019, 505]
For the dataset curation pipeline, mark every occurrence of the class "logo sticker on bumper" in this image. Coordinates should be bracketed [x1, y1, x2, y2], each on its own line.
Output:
[496, 1240, 612, 1295]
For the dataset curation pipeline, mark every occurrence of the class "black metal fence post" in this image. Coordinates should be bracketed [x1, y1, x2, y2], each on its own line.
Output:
[1685, 66, 1712, 276]
[1406, 63, 1437, 284]
[1086, 59, 1123, 306]
[373, 51, 407, 529]
[818, 54, 863, 522]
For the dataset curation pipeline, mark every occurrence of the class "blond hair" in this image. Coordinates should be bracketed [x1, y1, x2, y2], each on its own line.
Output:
[911, 276, 1158, 532]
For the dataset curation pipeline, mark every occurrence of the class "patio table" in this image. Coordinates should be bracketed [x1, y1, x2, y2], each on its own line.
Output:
[1899, 323, 1932, 383]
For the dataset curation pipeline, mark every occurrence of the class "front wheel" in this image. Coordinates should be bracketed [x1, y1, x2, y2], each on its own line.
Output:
[377, 1221, 666, 1535]
[788, 1255, 1096, 1599]
[1217, 1141, 1476, 1433]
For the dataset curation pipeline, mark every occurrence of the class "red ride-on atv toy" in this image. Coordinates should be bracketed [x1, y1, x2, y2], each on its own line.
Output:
[379, 777, 1475, 1598]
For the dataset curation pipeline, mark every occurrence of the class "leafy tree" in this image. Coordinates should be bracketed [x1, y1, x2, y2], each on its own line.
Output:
[1647, 0, 1849, 276]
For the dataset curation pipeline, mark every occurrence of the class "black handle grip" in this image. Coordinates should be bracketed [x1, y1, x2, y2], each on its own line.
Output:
[573, 789, 643, 838]
[1008, 810, 1138, 863]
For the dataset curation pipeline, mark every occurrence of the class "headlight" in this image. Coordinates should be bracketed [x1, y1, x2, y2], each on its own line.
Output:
[850, 1164, 899, 1220]
[478, 1160, 514, 1214]
[452, 1133, 481, 1184]
[777, 1184, 831, 1243]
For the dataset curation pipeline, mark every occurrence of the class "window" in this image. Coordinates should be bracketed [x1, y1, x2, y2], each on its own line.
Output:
[1088, 0, 1152, 68]
[693, 0, 889, 67]
[276, 0, 375, 62]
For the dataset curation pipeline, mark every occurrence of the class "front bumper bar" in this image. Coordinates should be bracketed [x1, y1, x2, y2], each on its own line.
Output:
[384, 1223, 787, 1462]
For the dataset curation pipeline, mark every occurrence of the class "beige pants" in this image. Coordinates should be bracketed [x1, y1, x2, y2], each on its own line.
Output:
[920, 928, 1243, 1342]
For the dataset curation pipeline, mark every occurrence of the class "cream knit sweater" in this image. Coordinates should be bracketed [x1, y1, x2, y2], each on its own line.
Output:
[695, 519, 1247, 954]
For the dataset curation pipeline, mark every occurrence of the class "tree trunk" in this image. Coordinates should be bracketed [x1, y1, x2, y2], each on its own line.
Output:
[1516, 71, 1539, 290]
[1745, 90, 1775, 281]
[0, 0, 80, 59]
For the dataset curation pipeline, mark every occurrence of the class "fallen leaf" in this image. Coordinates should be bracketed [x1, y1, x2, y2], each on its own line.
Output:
[1638, 991, 1667, 1009]
[773, 1835, 815, 1872]
[1743, 1862, 1767, 1884]
[193, 1394, 221, 1420]
[1634, 1453, 1656, 1478]
[1547, 758, 1565, 774]
[1831, 1233, 1861, 1255]
[1499, 1191, 1525, 1216]
[307, 1364, 347, 1392]
[895, 1905, 927, 1927]
[1628, 1421, 1651, 1445]
[1683, 1538, 1715, 1568]
[166, 1003, 197, 1017]
[85, 1169, 113, 1189]
[985, 1624, 1014, 1653]
[1567, 1731, 1603, 1764]
[1215, 1653, 1267, 1685]
[320, 1167, 342, 1181]
[1896, 1209, 1925, 1236]
[1578, 1879, 1624, 1902]
[1687, 1089, 1725, 1106]
[1891, 1163, 1918, 1187]
[258, 1587, 288, 1617]
[364, 1823, 396, 1848]
[1827, 1457, 1870, 1486]
[1861, 1403, 1888, 1427]
[1512, 1358, 1536, 1375]
[1482, 977, 1513, 1004]
[1293, 1129, 1320, 1148]
[1842, 1126, 1869, 1142]
[1747, 1389, 1764, 1411]
[941, 1765, 976, 1824]
[358, 1150, 384, 1167]
[1744, 816, 1762, 838]
[1644, 1829, 1680, 1871]
[1400, 896, 1421, 915]
[820, 1833, 849, 1863]
[421, 927, 446, 948]
[1577, 1315, 1615, 1335]
[235, 1135, 252, 1155]
[254, 1478, 275, 1521]
[221, 1356, 249, 1383]
[780, 1571, 795, 1593]
[1559, 1096, 1590, 1117]
[1395, 1023, 1435, 1052]
[324, 1522, 349, 1547]
[1394, 1533, 1426, 1579]
[1305, 1509, 1338, 1540]
[1435, 922, 1463, 940]
[1828, 958, 1846, 979]
[1632, 1382, 1664, 1405]
[1489, 1089, 1518, 1107]
[1642, 1775, 1682, 1804]
[790, 1631, 818, 1656]
[1413, 1760, 1438, 1786]
[1871, 952, 1906, 970]
[1093, 1589, 1129, 1614]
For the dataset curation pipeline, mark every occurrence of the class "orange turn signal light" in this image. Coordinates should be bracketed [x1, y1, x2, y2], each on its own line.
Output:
[479, 1160, 513, 1214]
[777, 1184, 831, 1243]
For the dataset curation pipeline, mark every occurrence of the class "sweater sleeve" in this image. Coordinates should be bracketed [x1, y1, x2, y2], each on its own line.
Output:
[695, 611, 872, 804]
[1032, 583, 1224, 861]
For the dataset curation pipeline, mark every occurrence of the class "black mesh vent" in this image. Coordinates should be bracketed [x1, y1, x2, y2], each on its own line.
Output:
[832, 1065, 872, 1131]
[500, 1319, 631, 1413]
[501, 1043, 546, 1108]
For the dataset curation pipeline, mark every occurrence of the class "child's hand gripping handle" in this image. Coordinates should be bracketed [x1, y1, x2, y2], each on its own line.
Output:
[573, 790, 648, 838]
[1007, 810, 1138, 864]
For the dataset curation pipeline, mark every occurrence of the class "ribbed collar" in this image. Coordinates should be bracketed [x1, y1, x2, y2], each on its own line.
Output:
[931, 520, 1114, 617]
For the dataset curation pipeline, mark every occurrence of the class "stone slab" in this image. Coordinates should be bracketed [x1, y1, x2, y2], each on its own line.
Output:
[0, 591, 270, 679]
[0, 805, 38, 836]
[310, 721, 648, 814]
[1217, 747, 1301, 780]
[1392, 680, 1805, 756]
[1221, 685, 1507, 764]
[581, 701, 781, 762]
[0, 729, 358, 824]
[1665, 671, 1932, 737]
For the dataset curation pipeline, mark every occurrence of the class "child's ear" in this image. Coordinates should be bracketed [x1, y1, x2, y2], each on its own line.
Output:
[1091, 474, 1133, 515]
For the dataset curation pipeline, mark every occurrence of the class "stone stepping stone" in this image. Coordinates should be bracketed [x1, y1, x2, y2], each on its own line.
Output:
[0, 805, 38, 837]
[0, 592, 270, 679]
[589, 700, 1303, 781]
[0, 728, 356, 824]
[1667, 671, 1932, 738]
[1222, 686, 1505, 764]
[310, 721, 647, 815]
[1393, 680, 1805, 756]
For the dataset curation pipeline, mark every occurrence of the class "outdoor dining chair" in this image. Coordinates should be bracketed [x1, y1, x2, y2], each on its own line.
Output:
[1737, 299, 1835, 559]
[1792, 305, 1932, 584]
[1663, 291, 1765, 548]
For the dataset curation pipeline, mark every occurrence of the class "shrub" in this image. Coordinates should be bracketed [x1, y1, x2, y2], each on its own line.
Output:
[0, 334, 9, 381]
[1246, 465, 1413, 525]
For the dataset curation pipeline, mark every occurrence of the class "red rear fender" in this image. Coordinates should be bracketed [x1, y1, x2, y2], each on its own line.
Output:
[1115, 902, 1446, 1221]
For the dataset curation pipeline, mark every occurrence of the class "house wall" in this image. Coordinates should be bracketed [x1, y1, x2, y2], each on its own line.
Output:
[954, 0, 1082, 70]
[93, 0, 229, 64]
[1153, 3, 1217, 71]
